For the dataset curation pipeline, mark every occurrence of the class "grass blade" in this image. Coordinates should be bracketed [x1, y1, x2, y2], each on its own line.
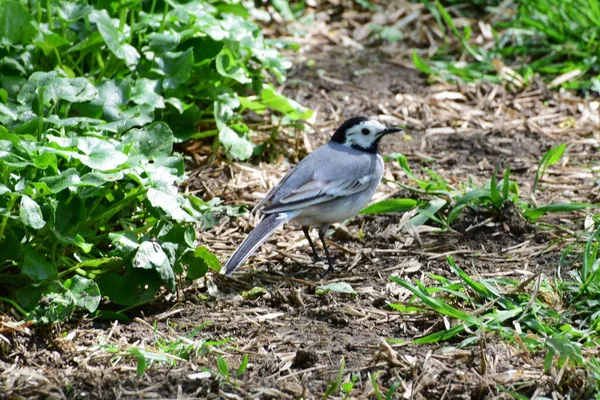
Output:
[533, 143, 566, 195]
[360, 198, 418, 214]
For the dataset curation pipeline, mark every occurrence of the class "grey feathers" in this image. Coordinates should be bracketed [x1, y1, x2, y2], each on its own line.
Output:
[259, 143, 379, 214]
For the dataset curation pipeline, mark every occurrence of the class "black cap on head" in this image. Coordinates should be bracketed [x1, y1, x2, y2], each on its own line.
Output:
[329, 116, 368, 144]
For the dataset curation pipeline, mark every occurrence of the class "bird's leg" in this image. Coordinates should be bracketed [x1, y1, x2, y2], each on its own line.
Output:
[318, 224, 335, 272]
[302, 226, 321, 263]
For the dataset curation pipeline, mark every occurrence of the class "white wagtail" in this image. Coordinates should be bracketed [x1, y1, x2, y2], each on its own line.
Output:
[224, 116, 402, 275]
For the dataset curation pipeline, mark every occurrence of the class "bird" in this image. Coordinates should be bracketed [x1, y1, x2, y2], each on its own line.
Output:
[224, 116, 402, 275]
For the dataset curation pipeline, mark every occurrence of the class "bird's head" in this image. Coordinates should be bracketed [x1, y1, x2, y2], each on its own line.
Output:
[329, 116, 403, 154]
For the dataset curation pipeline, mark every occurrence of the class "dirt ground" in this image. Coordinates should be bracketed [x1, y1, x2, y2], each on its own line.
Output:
[3, 4, 600, 400]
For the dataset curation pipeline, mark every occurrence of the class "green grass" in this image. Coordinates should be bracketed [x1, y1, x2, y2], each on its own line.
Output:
[388, 230, 600, 396]
[413, 0, 600, 92]
[364, 147, 590, 233]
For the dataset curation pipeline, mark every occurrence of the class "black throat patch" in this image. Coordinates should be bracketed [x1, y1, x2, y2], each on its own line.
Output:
[351, 137, 381, 154]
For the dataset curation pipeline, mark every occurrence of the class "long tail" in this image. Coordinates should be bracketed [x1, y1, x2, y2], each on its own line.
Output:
[224, 212, 294, 275]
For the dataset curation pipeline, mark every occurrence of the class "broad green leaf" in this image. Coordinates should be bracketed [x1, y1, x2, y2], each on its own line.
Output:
[77, 137, 128, 171]
[89, 9, 140, 68]
[360, 198, 418, 214]
[98, 270, 161, 306]
[183, 246, 221, 279]
[216, 48, 251, 84]
[20, 195, 45, 229]
[546, 335, 584, 367]
[18, 71, 97, 105]
[130, 78, 165, 109]
[260, 85, 312, 120]
[218, 124, 254, 160]
[56, 2, 92, 21]
[147, 31, 180, 54]
[147, 187, 195, 222]
[124, 122, 173, 159]
[40, 168, 81, 193]
[154, 49, 194, 89]
[0, 1, 36, 45]
[133, 241, 175, 292]
[316, 282, 356, 296]
[22, 246, 56, 281]
[63, 275, 101, 312]
[215, 95, 254, 160]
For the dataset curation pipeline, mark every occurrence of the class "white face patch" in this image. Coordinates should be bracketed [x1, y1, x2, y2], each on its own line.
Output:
[342, 119, 387, 150]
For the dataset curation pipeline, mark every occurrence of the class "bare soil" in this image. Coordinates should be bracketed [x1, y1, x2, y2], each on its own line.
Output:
[3, 4, 600, 400]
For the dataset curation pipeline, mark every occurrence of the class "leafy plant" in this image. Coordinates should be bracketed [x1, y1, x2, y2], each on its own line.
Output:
[0, 0, 311, 322]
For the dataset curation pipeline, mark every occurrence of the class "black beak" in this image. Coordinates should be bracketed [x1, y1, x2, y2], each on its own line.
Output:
[377, 127, 403, 137]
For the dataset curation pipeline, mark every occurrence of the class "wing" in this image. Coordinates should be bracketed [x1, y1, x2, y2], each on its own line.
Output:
[256, 144, 381, 214]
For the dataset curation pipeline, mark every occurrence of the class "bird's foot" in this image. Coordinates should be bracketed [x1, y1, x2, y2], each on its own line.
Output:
[319, 261, 337, 278]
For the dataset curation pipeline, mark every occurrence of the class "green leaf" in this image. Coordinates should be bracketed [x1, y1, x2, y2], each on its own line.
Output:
[215, 95, 254, 160]
[533, 143, 566, 194]
[133, 241, 175, 292]
[408, 197, 446, 227]
[77, 137, 128, 171]
[18, 71, 97, 105]
[0, 1, 36, 45]
[237, 354, 249, 377]
[242, 286, 267, 299]
[147, 187, 195, 223]
[380, 26, 402, 42]
[502, 165, 510, 200]
[63, 275, 101, 312]
[154, 49, 194, 89]
[260, 85, 312, 120]
[40, 168, 81, 193]
[490, 165, 503, 209]
[316, 282, 356, 296]
[20, 195, 46, 229]
[216, 354, 230, 380]
[360, 198, 418, 214]
[123, 122, 173, 159]
[89, 9, 140, 68]
[57, 2, 92, 21]
[97, 270, 162, 306]
[22, 246, 57, 281]
[216, 48, 251, 84]
[389, 276, 480, 326]
[324, 356, 345, 399]
[218, 124, 254, 160]
[130, 78, 165, 109]
[523, 202, 590, 222]
[412, 49, 434, 75]
[546, 335, 584, 367]
[184, 246, 221, 280]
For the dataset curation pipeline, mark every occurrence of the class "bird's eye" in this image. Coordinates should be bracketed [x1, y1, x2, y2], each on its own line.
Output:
[361, 128, 370, 135]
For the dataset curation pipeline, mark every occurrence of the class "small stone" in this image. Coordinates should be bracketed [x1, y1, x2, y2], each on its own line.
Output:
[293, 349, 319, 369]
